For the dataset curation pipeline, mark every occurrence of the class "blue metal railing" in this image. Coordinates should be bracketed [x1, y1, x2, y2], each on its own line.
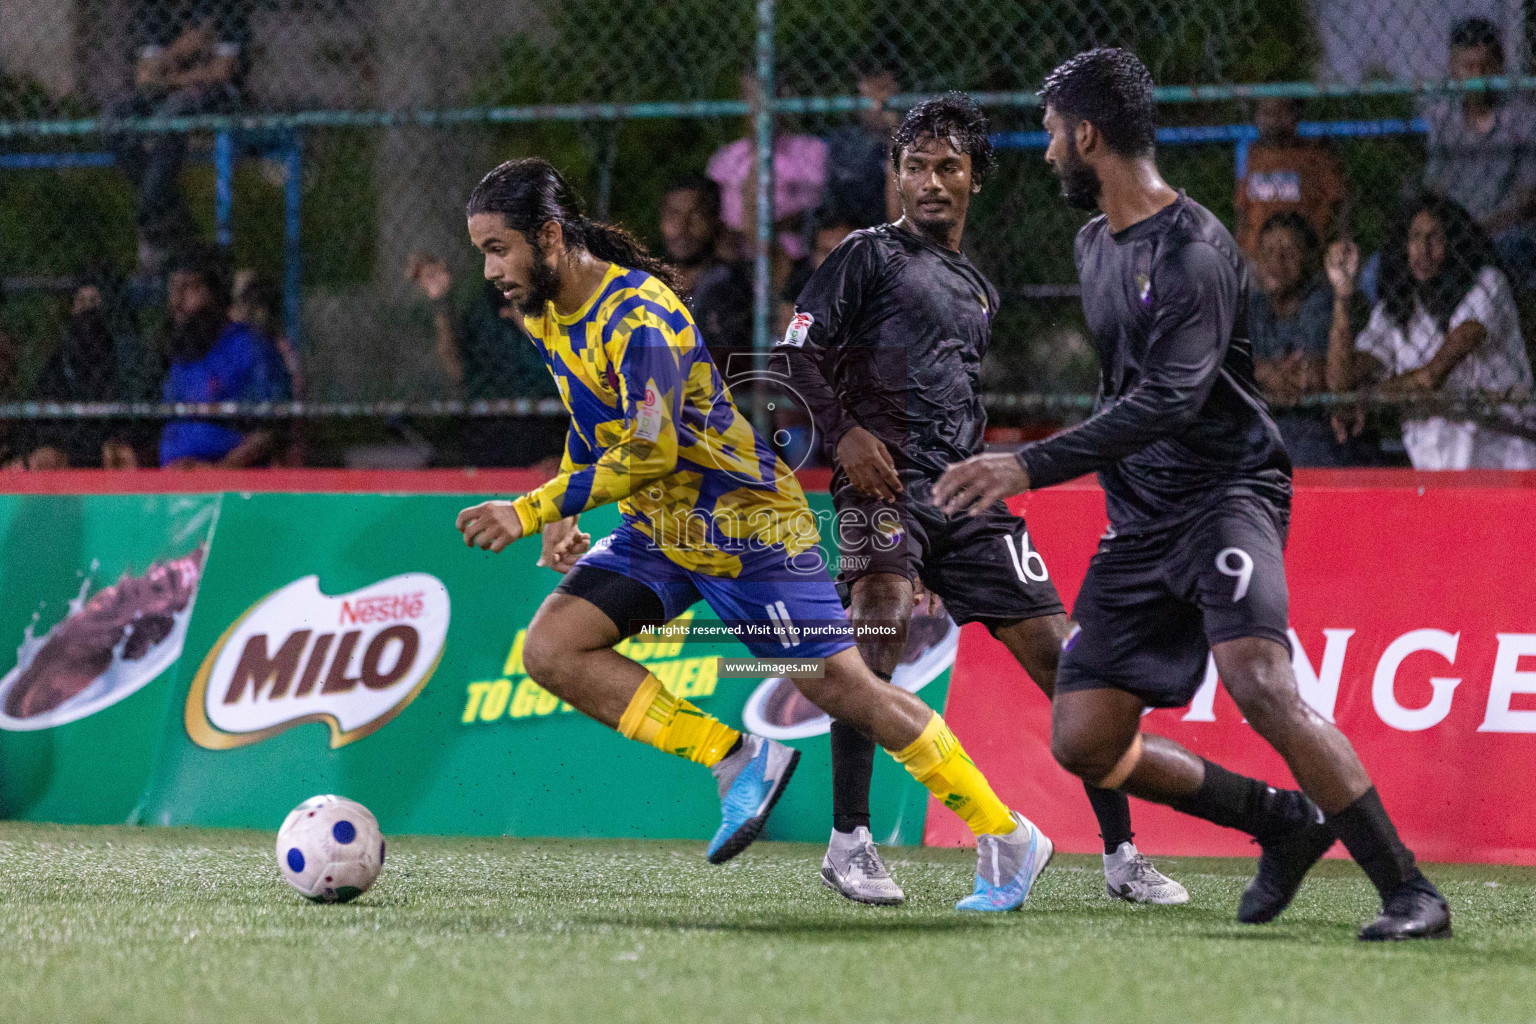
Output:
[1, 130, 303, 347]
[992, 118, 1430, 178]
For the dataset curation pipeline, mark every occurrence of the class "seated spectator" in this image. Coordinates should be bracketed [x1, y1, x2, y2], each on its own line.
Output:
[231, 269, 302, 397]
[1234, 97, 1347, 259]
[1250, 212, 1376, 466]
[706, 74, 827, 264]
[230, 269, 304, 465]
[0, 286, 17, 467]
[13, 281, 143, 470]
[405, 253, 564, 468]
[823, 56, 903, 230]
[1326, 196, 1536, 469]
[1424, 17, 1536, 291]
[159, 244, 291, 469]
[111, 0, 248, 274]
[658, 175, 751, 370]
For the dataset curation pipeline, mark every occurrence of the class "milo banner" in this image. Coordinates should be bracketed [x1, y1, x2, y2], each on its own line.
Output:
[0, 478, 948, 845]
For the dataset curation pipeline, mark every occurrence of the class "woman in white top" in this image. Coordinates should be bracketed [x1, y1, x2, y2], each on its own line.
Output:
[1325, 195, 1536, 468]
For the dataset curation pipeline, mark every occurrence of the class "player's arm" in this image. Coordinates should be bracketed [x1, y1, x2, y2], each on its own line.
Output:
[458, 423, 591, 555]
[514, 316, 682, 531]
[936, 241, 1235, 513]
[775, 236, 901, 498]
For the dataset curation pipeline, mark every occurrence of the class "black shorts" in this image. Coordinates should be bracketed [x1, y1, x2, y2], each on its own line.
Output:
[1056, 495, 1291, 709]
[831, 480, 1064, 629]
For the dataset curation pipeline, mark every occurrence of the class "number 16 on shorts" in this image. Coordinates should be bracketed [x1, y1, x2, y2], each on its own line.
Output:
[1003, 531, 1050, 583]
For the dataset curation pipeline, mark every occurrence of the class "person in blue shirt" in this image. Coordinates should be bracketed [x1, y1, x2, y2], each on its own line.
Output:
[159, 245, 290, 468]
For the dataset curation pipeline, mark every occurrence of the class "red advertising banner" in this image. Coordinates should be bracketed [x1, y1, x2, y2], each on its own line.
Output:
[926, 470, 1536, 865]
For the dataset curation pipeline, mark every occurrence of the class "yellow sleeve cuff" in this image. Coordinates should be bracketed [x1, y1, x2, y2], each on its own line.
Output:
[511, 496, 546, 537]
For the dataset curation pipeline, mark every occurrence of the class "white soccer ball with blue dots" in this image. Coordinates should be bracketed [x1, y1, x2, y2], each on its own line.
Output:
[276, 795, 385, 903]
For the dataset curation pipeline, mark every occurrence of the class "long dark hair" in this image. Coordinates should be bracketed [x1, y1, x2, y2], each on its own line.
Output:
[1378, 194, 1499, 331]
[467, 158, 681, 293]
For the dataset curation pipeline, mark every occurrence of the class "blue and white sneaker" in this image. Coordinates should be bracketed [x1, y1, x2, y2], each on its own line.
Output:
[955, 811, 1054, 911]
[705, 734, 801, 864]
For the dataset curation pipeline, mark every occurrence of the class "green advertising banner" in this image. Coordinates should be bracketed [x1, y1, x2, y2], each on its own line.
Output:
[0, 493, 219, 823]
[0, 490, 955, 846]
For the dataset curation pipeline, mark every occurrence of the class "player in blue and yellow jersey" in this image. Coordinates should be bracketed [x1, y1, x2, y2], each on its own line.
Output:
[453, 157, 1053, 908]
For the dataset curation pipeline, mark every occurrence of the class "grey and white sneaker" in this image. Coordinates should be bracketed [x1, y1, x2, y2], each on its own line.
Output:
[821, 827, 905, 905]
[1104, 841, 1189, 905]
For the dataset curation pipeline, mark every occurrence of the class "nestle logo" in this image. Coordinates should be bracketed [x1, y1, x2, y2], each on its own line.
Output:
[186, 573, 450, 749]
[340, 592, 425, 625]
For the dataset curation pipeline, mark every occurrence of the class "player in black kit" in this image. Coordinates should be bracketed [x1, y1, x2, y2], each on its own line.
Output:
[935, 50, 1449, 940]
[779, 93, 1186, 907]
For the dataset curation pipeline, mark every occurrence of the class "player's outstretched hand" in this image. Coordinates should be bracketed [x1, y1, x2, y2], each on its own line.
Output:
[456, 500, 524, 553]
[538, 515, 590, 573]
[837, 426, 903, 500]
[934, 452, 1030, 516]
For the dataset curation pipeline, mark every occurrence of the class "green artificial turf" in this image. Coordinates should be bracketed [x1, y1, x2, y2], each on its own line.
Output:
[1, 822, 1533, 1024]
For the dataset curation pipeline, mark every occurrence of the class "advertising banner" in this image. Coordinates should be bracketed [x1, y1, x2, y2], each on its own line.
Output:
[926, 474, 1536, 866]
[0, 492, 219, 823]
[4, 470, 1533, 862]
[0, 483, 948, 845]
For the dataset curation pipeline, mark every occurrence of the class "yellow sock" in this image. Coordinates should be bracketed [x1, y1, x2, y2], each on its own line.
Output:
[617, 673, 739, 767]
[892, 713, 1015, 836]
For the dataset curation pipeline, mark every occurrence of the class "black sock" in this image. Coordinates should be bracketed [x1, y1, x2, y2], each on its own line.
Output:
[1325, 787, 1424, 900]
[1170, 758, 1313, 841]
[830, 718, 875, 834]
[1084, 783, 1134, 854]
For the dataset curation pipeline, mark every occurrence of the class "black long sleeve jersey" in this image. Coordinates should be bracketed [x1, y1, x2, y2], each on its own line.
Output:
[1018, 193, 1292, 534]
[777, 224, 1001, 483]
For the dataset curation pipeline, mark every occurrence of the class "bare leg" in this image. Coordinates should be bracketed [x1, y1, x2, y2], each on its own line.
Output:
[1213, 637, 1370, 814]
[519, 592, 650, 725]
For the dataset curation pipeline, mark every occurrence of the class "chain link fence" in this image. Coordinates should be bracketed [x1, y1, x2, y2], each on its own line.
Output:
[2, 0, 1535, 470]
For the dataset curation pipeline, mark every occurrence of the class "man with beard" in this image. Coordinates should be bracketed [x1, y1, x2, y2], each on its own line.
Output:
[452, 157, 1056, 909]
[159, 244, 290, 468]
[934, 48, 1449, 940]
[778, 93, 1186, 907]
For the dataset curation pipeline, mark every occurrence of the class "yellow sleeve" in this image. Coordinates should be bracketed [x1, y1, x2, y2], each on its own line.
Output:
[510, 313, 682, 534]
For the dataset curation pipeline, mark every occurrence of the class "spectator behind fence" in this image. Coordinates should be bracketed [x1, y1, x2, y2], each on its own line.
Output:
[230, 269, 304, 465]
[0, 286, 16, 466]
[405, 253, 564, 468]
[707, 74, 827, 264]
[10, 282, 143, 470]
[1423, 17, 1536, 292]
[231, 269, 302, 397]
[159, 244, 291, 469]
[659, 175, 751, 370]
[1250, 212, 1376, 466]
[822, 56, 903, 230]
[1326, 196, 1536, 469]
[111, 0, 249, 275]
[1234, 97, 1348, 259]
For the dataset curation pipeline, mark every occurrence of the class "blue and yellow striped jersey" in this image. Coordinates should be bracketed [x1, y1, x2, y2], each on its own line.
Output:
[510, 264, 818, 577]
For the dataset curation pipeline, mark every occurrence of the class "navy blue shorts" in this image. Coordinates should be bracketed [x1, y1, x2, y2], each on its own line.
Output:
[557, 521, 856, 660]
[1056, 496, 1291, 709]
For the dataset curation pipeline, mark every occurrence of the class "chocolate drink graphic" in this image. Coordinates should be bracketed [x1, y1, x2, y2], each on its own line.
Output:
[4, 547, 205, 719]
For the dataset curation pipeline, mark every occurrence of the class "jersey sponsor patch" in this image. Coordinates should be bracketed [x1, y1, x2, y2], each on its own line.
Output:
[635, 383, 663, 442]
[783, 311, 814, 347]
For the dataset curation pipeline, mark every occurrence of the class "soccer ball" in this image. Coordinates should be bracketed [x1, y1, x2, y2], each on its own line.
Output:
[276, 794, 385, 903]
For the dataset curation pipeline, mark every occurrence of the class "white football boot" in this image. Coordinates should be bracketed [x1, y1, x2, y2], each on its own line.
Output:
[820, 827, 905, 905]
[1104, 841, 1189, 905]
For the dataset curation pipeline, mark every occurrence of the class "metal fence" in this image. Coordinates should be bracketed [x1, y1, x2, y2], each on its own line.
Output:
[1, 0, 1534, 469]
